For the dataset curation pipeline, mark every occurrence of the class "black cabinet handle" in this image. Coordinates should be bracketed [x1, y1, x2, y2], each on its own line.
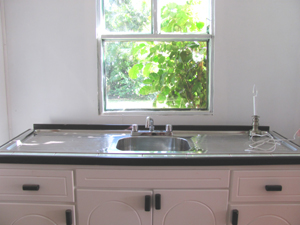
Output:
[232, 209, 239, 225]
[265, 185, 282, 191]
[155, 194, 161, 210]
[65, 209, 72, 225]
[22, 184, 40, 191]
[145, 195, 151, 211]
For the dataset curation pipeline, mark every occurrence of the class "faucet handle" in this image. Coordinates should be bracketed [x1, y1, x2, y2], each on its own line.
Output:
[132, 124, 138, 132]
[166, 124, 172, 132]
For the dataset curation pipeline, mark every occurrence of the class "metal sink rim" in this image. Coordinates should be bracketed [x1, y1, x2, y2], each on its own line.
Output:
[114, 136, 192, 152]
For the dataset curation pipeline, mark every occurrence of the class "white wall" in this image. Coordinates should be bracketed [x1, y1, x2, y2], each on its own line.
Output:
[0, 2, 9, 145]
[1, 0, 300, 139]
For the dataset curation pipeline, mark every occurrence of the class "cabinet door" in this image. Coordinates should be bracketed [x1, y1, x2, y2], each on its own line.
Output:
[77, 190, 152, 225]
[230, 204, 300, 225]
[153, 190, 228, 225]
[0, 203, 75, 225]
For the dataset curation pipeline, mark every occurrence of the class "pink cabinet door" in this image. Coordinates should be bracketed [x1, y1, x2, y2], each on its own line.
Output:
[230, 204, 300, 225]
[77, 189, 152, 225]
[0, 203, 75, 225]
[153, 189, 228, 225]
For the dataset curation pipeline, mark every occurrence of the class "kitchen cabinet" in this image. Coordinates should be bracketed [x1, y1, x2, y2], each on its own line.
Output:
[77, 190, 152, 225]
[0, 169, 75, 225]
[1, 126, 300, 224]
[76, 168, 229, 225]
[77, 189, 228, 225]
[152, 189, 228, 225]
[0, 203, 75, 225]
[230, 204, 300, 225]
[1, 164, 300, 225]
[229, 170, 300, 225]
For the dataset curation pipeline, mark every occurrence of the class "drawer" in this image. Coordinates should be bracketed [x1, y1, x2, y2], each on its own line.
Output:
[76, 169, 230, 189]
[231, 170, 300, 202]
[0, 169, 74, 202]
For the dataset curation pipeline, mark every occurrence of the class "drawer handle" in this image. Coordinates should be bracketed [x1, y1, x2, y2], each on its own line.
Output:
[232, 209, 239, 225]
[155, 194, 161, 210]
[265, 185, 282, 191]
[145, 195, 151, 212]
[65, 209, 72, 225]
[22, 184, 40, 191]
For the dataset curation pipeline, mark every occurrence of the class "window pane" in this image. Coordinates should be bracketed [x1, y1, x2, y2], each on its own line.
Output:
[104, 41, 208, 111]
[160, 0, 210, 34]
[104, 0, 151, 33]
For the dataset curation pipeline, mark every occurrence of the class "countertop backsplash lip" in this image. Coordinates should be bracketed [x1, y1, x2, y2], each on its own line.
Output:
[33, 123, 270, 132]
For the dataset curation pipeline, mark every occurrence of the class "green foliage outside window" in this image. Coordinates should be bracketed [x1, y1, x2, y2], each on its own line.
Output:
[161, 0, 205, 33]
[104, 0, 208, 110]
[128, 41, 207, 109]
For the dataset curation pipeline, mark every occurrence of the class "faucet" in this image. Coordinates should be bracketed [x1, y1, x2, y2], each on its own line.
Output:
[131, 116, 173, 136]
[145, 116, 154, 132]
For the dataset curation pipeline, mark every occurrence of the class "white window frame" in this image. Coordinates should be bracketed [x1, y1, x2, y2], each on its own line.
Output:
[97, 0, 214, 115]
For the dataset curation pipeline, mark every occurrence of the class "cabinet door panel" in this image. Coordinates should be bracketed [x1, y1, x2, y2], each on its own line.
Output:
[12, 215, 57, 225]
[153, 190, 228, 225]
[248, 216, 289, 225]
[230, 204, 300, 225]
[77, 190, 152, 225]
[0, 203, 75, 225]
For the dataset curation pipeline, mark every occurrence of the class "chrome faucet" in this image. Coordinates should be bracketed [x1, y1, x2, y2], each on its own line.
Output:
[145, 116, 154, 132]
[131, 116, 173, 136]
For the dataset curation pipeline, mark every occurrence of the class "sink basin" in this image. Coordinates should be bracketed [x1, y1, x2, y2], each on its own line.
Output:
[116, 136, 191, 151]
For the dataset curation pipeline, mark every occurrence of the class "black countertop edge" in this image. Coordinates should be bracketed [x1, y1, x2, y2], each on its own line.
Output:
[0, 155, 299, 166]
[33, 124, 270, 132]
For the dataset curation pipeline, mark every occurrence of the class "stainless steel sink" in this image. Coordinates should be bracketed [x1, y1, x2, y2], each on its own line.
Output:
[116, 136, 191, 151]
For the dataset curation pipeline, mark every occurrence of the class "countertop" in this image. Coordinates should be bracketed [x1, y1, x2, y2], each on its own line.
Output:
[0, 124, 299, 166]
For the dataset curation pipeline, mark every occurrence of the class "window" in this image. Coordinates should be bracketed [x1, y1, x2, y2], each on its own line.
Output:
[98, 0, 213, 114]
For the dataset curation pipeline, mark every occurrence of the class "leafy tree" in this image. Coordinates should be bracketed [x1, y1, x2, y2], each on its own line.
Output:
[161, 0, 205, 33]
[104, 0, 150, 32]
[128, 0, 208, 109]
[104, 0, 151, 100]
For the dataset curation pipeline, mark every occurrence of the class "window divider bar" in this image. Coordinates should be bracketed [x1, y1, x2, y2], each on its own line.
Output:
[100, 34, 212, 41]
[152, 0, 158, 34]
